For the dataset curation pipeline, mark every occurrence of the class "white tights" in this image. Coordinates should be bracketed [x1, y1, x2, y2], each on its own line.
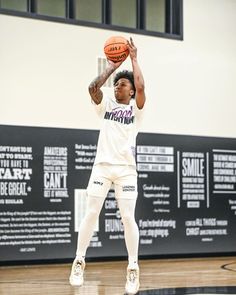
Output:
[76, 195, 139, 267]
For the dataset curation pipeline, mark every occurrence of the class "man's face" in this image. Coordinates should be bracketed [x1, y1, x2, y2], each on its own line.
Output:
[114, 78, 134, 104]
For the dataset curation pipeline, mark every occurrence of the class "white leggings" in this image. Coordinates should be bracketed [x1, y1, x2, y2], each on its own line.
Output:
[76, 195, 139, 265]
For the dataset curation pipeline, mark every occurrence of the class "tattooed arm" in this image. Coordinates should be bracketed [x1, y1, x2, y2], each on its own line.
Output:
[88, 60, 122, 105]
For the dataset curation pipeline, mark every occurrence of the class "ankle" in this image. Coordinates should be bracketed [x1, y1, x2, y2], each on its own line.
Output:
[75, 256, 85, 263]
[128, 262, 139, 270]
[128, 256, 138, 269]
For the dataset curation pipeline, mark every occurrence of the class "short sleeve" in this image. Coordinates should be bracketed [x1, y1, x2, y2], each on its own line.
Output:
[134, 99, 145, 120]
[93, 97, 107, 118]
[131, 99, 144, 132]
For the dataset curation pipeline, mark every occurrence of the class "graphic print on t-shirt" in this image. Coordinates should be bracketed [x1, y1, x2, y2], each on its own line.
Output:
[104, 106, 134, 125]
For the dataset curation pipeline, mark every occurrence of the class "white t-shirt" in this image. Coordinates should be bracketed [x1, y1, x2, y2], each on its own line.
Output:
[94, 96, 143, 166]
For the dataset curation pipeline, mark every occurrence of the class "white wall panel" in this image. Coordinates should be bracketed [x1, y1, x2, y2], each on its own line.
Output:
[0, 0, 236, 137]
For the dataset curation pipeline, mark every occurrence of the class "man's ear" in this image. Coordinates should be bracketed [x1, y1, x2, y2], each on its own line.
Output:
[130, 89, 134, 96]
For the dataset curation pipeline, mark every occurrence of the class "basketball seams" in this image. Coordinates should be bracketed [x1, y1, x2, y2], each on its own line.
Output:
[104, 43, 128, 55]
[104, 42, 127, 49]
[106, 49, 129, 57]
[105, 49, 128, 56]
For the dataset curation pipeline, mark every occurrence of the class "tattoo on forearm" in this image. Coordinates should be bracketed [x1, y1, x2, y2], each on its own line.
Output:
[90, 66, 115, 89]
[89, 65, 115, 103]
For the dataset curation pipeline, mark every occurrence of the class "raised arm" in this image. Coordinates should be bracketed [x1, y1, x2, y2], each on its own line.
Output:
[88, 60, 122, 105]
[127, 38, 146, 109]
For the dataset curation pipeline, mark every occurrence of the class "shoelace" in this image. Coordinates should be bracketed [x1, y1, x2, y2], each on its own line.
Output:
[74, 261, 83, 275]
[127, 269, 137, 283]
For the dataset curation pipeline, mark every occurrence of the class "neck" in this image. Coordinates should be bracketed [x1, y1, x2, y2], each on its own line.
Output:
[115, 96, 131, 105]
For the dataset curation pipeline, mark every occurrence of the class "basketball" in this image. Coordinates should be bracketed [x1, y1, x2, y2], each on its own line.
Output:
[104, 36, 129, 63]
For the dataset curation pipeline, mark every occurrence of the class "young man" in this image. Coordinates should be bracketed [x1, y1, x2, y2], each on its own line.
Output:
[70, 37, 146, 294]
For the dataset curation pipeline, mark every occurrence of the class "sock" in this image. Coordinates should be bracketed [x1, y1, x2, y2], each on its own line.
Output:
[75, 254, 85, 262]
[128, 256, 139, 269]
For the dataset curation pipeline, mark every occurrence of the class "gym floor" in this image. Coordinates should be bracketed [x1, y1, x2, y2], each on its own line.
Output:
[0, 256, 236, 295]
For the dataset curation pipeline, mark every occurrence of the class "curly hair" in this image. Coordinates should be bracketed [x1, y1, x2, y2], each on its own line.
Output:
[113, 70, 136, 98]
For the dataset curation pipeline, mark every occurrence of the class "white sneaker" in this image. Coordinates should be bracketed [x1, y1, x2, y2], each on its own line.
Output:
[125, 267, 140, 294]
[69, 258, 85, 286]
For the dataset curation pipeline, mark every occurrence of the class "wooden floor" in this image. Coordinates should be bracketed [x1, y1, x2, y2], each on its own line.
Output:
[0, 256, 236, 295]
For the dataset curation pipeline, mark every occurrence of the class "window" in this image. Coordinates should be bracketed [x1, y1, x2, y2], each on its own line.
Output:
[75, 0, 102, 23]
[0, 0, 27, 12]
[145, 0, 165, 33]
[0, 0, 183, 40]
[37, 0, 66, 18]
[111, 0, 136, 29]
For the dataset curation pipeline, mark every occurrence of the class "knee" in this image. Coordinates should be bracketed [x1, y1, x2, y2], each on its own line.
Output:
[86, 207, 99, 220]
[121, 213, 135, 227]
[85, 196, 103, 219]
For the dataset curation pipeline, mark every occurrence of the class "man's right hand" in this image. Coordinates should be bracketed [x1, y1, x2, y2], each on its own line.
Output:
[107, 59, 123, 69]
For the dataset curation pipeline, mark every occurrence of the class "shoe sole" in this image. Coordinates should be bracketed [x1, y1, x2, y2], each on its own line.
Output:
[69, 276, 84, 287]
[125, 283, 140, 294]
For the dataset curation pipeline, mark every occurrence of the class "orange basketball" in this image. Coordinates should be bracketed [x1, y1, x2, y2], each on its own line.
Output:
[104, 36, 129, 63]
